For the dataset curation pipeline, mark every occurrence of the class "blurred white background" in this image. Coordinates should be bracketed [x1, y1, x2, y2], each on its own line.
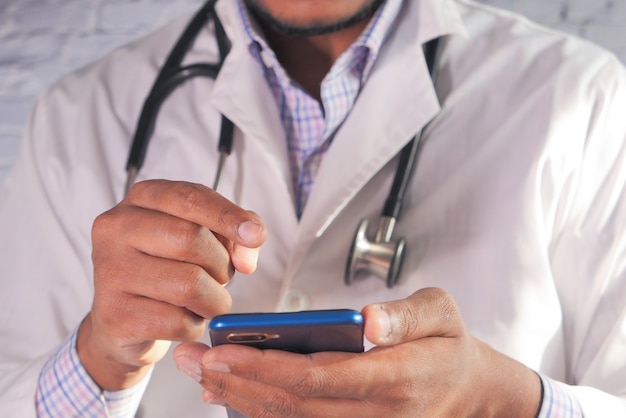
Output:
[0, 0, 625, 183]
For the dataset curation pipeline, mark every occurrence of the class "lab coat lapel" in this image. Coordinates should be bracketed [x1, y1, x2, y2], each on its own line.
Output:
[298, 0, 466, 243]
[208, 2, 303, 270]
[210, 0, 293, 204]
[207, 0, 467, 287]
[210, 51, 286, 162]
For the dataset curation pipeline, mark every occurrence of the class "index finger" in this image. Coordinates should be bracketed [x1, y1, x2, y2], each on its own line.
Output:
[126, 180, 266, 248]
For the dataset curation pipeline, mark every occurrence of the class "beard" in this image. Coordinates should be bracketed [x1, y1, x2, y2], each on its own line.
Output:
[242, 0, 386, 37]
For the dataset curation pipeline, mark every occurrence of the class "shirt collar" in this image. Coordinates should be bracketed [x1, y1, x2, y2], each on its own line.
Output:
[236, 0, 404, 87]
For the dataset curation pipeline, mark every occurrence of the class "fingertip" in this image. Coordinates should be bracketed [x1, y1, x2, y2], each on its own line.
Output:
[363, 304, 393, 346]
[231, 245, 260, 274]
[173, 342, 211, 383]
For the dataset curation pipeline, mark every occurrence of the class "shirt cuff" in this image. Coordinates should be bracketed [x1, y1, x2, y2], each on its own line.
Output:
[536, 373, 584, 418]
[104, 367, 152, 418]
[36, 327, 152, 418]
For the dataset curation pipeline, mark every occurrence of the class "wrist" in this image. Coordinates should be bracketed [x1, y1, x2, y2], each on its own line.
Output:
[474, 338, 542, 418]
[76, 313, 152, 391]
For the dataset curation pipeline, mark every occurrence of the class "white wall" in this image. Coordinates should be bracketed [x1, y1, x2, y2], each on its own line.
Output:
[0, 0, 624, 183]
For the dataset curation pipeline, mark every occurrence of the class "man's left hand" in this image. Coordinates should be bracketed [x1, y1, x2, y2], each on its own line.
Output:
[173, 287, 542, 417]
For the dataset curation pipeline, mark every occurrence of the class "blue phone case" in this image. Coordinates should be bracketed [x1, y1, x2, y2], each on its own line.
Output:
[208, 309, 364, 354]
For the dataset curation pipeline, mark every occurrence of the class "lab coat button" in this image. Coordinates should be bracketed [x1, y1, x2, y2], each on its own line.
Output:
[283, 289, 310, 311]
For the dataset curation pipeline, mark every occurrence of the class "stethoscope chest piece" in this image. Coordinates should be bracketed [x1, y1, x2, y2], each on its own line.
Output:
[344, 37, 444, 288]
[345, 218, 406, 288]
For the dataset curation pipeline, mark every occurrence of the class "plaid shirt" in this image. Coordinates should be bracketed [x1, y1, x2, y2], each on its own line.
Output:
[36, 329, 150, 417]
[35, 1, 585, 416]
[237, 0, 404, 218]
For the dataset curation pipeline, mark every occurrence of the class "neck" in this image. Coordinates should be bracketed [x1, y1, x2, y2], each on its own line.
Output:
[260, 20, 372, 101]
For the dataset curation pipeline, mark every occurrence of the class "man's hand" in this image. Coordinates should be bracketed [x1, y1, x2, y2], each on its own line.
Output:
[173, 287, 542, 417]
[78, 180, 266, 391]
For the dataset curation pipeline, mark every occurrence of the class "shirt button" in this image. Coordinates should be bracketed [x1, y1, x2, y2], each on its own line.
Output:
[259, 49, 275, 68]
[281, 289, 310, 311]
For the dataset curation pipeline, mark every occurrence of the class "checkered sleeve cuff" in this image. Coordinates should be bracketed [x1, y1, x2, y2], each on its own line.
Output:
[36, 327, 152, 418]
[536, 373, 584, 418]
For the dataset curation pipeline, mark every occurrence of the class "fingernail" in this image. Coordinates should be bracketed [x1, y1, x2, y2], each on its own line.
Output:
[205, 361, 231, 373]
[375, 305, 392, 343]
[237, 221, 262, 245]
[175, 356, 202, 382]
[202, 389, 226, 406]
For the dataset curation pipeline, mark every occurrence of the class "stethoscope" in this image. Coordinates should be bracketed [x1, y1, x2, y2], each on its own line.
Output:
[125, 0, 444, 289]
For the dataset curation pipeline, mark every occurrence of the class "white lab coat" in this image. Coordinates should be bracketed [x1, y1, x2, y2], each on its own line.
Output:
[1, 0, 626, 416]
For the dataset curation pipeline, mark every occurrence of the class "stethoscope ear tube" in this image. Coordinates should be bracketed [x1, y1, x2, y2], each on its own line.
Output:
[382, 134, 421, 219]
[124, 0, 231, 196]
[344, 37, 444, 288]
[212, 115, 235, 190]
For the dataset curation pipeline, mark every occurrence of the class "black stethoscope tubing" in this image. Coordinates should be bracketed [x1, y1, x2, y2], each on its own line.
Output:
[384, 38, 443, 220]
[125, 0, 233, 194]
[345, 36, 443, 288]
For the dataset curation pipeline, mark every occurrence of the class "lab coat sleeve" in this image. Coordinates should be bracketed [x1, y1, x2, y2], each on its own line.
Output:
[0, 94, 98, 416]
[0, 15, 200, 416]
[549, 54, 626, 416]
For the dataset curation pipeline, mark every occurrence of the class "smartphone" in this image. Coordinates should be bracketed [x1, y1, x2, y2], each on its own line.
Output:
[208, 309, 364, 354]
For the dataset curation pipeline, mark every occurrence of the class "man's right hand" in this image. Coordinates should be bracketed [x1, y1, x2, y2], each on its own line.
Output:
[77, 180, 266, 391]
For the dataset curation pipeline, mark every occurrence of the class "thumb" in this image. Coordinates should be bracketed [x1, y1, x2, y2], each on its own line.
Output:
[230, 245, 261, 274]
[173, 342, 211, 383]
[362, 287, 463, 346]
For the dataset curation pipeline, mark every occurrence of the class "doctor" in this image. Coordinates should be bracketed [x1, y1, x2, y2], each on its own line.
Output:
[1, 0, 626, 416]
